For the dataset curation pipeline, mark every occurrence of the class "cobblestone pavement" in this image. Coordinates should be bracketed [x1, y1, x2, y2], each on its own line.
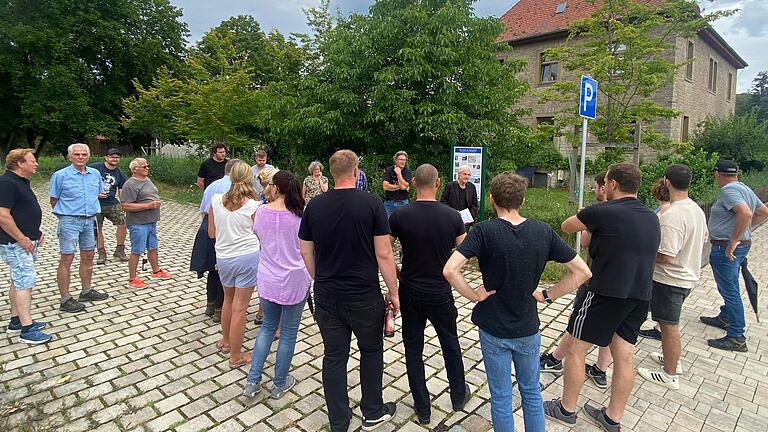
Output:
[1, 187, 767, 432]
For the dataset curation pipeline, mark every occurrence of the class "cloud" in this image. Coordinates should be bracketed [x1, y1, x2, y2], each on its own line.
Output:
[735, 0, 768, 37]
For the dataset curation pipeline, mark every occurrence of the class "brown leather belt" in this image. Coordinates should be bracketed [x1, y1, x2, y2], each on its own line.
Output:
[710, 239, 751, 245]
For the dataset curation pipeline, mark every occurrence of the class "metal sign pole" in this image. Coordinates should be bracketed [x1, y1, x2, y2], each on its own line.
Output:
[576, 117, 588, 255]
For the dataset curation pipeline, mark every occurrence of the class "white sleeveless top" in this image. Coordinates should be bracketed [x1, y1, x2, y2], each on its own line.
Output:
[211, 194, 261, 259]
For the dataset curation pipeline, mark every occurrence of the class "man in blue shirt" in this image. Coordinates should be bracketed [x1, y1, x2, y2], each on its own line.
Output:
[191, 159, 237, 322]
[700, 160, 768, 352]
[49, 143, 110, 313]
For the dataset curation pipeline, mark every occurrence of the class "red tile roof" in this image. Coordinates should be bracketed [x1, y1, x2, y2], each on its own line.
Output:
[498, 0, 666, 43]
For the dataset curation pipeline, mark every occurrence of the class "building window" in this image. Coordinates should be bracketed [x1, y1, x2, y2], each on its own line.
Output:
[708, 58, 718, 93]
[685, 41, 694, 81]
[681, 116, 690, 142]
[540, 54, 558, 83]
[727, 72, 733, 101]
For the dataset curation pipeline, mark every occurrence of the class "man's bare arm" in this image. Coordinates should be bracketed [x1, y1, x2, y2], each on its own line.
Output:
[374, 235, 399, 315]
[443, 251, 495, 302]
[300, 240, 316, 280]
[533, 256, 591, 302]
[0, 208, 34, 253]
[561, 214, 588, 234]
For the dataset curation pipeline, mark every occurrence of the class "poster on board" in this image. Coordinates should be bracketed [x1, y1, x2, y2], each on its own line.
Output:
[451, 146, 484, 204]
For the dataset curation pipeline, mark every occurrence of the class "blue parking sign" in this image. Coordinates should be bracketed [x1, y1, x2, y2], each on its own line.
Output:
[579, 75, 598, 119]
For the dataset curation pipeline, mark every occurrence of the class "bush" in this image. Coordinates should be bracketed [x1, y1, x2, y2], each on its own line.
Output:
[692, 112, 768, 170]
[638, 148, 720, 207]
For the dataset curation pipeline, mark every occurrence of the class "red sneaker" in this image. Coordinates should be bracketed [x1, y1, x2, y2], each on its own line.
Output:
[127, 277, 149, 289]
[150, 269, 173, 280]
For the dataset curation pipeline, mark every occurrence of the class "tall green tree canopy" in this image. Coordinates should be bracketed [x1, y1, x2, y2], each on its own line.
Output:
[539, 0, 732, 151]
[288, 0, 529, 169]
[0, 0, 188, 155]
[123, 15, 308, 155]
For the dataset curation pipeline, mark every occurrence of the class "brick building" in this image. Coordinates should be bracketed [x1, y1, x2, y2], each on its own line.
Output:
[498, 0, 748, 161]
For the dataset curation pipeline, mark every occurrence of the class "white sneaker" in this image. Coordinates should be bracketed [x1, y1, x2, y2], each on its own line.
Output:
[638, 367, 679, 390]
[650, 352, 684, 374]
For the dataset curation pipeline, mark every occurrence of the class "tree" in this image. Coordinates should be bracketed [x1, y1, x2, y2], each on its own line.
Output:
[539, 0, 733, 152]
[286, 0, 529, 172]
[0, 0, 188, 156]
[122, 16, 309, 156]
[736, 71, 768, 122]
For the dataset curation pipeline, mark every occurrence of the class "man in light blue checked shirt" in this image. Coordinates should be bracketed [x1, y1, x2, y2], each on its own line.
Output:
[49, 143, 110, 313]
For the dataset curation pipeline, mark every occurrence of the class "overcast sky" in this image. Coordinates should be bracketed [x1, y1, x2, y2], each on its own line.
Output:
[169, 0, 766, 92]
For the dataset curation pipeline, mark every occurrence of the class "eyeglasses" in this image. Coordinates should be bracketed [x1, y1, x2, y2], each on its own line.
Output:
[141, 165, 149, 169]
[268, 182, 274, 186]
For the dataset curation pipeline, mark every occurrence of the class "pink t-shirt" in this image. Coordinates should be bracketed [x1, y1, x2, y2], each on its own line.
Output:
[253, 206, 311, 305]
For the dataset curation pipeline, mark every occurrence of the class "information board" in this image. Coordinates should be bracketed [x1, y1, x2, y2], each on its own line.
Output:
[451, 146, 484, 203]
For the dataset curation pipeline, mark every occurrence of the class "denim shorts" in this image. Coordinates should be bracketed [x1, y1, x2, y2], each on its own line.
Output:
[217, 251, 260, 288]
[0, 241, 39, 290]
[57, 216, 97, 254]
[128, 223, 158, 255]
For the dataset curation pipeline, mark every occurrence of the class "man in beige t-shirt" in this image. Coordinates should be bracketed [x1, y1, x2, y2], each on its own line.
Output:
[638, 164, 707, 390]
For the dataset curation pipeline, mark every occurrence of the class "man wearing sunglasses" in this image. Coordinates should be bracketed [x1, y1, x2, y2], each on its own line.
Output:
[121, 158, 172, 289]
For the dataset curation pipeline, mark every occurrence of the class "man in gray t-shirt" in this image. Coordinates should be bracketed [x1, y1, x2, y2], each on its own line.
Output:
[701, 160, 768, 353]
[250, 149, 274, 194]
[120, 158, 172, 289]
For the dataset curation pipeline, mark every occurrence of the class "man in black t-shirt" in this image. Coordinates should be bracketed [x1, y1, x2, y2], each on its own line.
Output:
[545, 163, 660, 432]
[299, 149, 399, 432]
[389, 164, 468, 426]
[89, 148, 128, 264]
[0, 149, 52, 344]
[443, 172, 591, 431]
[382, 150, 412, 217]
[196, 142, 228, 190]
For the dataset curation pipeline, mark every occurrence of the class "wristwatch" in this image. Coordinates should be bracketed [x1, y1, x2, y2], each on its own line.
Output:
[542, 289, 553, 304]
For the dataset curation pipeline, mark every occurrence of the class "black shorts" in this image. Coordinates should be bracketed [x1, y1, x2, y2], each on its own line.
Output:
[572, 284, 589, 310]
[650, 281, 690, 325]
[566, 291, 648, 347]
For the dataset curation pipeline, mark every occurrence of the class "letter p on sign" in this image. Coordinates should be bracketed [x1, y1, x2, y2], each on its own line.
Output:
[579, 76, 598, 120]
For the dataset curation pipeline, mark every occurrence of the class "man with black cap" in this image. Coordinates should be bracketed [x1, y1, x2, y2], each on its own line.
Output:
[700, 160, 768, 352]
[89, 148, 128, 264]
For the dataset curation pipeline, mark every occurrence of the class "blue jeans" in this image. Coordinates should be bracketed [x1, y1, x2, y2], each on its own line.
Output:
[383, 199, 408, 217]
[247, 292, 308, 387]
[710, 243, 750, 338]
[479, 329, 544, 432]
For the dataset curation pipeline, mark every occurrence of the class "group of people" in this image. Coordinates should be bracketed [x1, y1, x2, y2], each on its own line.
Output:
[0, 144, 173, 344]
[1, 142, 767, 432]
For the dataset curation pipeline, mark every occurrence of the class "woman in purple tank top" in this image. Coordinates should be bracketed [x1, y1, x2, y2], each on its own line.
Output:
[243, 170, 311, 399]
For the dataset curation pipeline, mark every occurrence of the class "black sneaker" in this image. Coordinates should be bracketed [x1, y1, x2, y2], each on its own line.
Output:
[78, 289, 109, 302]
[585, 364, 609, 389]
[583, 402, 621, 432]
[639, 327, 662, 341]
[452, 383, 471, 411]
[204, 303, 215, 317]
[707, 336, 748, 352]
[543, 398, 577, 426]
[361, 402, 396, 430]
[700, 315, 728, 330]
[60, 297, 86, 313]
[416, 412, 430, 425]
[540, 352, 563, 374]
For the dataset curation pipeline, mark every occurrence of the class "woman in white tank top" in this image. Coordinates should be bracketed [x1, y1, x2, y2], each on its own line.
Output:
[208, 161, 261, 369]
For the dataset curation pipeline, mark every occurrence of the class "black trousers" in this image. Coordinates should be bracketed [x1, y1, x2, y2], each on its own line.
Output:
[401, 286, 467, 417]
[315, 292, 386, 432]
[206, 270, 224, 308]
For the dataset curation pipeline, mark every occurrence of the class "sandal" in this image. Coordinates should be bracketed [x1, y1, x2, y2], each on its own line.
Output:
[216, 340, 230, 354]
[229, 353, 251, 369]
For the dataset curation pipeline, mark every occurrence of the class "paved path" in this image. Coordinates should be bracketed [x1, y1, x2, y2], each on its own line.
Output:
[1, 188, 766, 432]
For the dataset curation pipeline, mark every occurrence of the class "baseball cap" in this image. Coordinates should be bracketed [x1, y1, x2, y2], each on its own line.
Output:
[106, 148, 121, 156]
[713, 160, 738, 174]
